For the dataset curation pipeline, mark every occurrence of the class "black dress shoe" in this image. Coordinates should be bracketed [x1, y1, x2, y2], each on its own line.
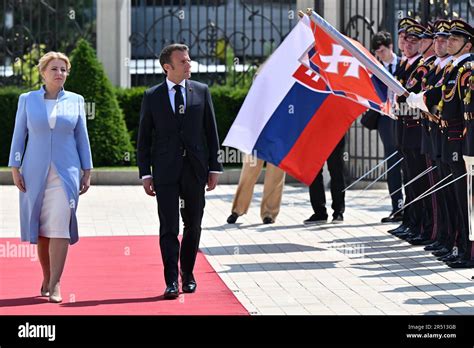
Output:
[446, 260, 474, 268]
[392, 226, 410, 237]
[432, 247, 451, 257]
[331, 214, 344, 224]
[407, 236, 433, 246]
[227, 213, 239, 224]
[398, 229, 417, 240]
[424, 241, 442, 251]
[388, 224, 407, 234]
[303, 214, 328, 225]
[181, 273, 197, 293]
[262, 216, 274, 224]
[381, 213, 404, 223]
[439, 254, 458, 263]
[164, 281, 179, 299]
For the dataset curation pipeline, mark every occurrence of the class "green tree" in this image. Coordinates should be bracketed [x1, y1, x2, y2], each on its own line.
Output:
[65, 39, 134, 166]
[13, 44, 46, 88]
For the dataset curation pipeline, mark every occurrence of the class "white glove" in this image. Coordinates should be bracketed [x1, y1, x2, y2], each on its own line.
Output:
[406, 91, 428, 112]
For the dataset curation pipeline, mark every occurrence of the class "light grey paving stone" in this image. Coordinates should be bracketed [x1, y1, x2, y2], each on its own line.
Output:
[3, 184, 474, 316]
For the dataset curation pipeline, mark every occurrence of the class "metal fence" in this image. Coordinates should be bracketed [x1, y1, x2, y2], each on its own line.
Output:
[129, 0, 301, 87]
[0, 0, 96, 88]
[341, 0, 473, 183]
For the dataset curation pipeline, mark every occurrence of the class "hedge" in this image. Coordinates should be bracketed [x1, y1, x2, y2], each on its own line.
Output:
[0, 87, 28, 166]
[65, 39, 134, 166]
[1, 84, 249, 167]
[115, 85, 248, 148]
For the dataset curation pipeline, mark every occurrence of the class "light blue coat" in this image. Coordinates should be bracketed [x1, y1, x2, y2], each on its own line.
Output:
[8, 86, 93, 245]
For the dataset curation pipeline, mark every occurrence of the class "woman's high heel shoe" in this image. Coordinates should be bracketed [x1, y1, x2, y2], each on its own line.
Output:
[48, 283, 62, 303]
[40, 285, 50, 297]
[48, 294, 62, 303]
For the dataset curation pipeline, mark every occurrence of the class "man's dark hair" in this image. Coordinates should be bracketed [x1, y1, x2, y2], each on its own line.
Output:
[159, 43, 189, 74]
[371, 31, 393, 51]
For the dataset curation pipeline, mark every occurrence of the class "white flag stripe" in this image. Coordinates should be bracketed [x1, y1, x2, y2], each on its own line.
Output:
[222, 19, 315, 153]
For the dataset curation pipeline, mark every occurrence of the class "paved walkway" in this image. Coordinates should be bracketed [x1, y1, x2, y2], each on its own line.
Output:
[1, 183, 474, 315]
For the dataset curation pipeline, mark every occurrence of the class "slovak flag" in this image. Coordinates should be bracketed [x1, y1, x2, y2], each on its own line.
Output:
[305, 20, 390, 114]
[222, 17, 367, 185]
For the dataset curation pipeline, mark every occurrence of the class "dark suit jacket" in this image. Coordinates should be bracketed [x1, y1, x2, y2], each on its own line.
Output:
[137, 79, 223, 185]
[360, 55, 401, 130]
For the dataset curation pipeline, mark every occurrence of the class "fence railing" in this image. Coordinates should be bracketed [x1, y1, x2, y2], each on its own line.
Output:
[0, 0, 96, 88]
[129, 0, 298, 87]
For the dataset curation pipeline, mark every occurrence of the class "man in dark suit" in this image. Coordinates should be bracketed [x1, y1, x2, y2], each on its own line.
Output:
[370, 31, 404, 223]
[137, 44, 223, 298]
[304, 136, 346, 225]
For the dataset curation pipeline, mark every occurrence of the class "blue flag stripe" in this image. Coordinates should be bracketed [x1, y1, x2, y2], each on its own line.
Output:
[252, 82, 329, 165]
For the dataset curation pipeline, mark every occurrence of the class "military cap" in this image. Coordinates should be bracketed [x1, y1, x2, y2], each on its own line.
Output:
[405, 23, 426, 39]
[449, 19, 474, 43]
[433, 19, 451, 36]
[420, 22, 435, 39]
[398, 17, 419, 33]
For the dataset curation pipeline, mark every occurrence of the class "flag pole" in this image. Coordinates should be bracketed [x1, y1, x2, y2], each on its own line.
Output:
[305, 9, 442, 121]
[305, 9, 408, 97]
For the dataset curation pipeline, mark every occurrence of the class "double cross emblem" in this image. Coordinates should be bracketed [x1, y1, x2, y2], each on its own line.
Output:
[318, 44, 367, 79]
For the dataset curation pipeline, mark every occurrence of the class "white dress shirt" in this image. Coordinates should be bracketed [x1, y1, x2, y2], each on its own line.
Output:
[45, 99, 58, 129]
[383, 53, 398, 74]
[452, 53, 471, 67]
[434, 56, 453, 69]
[142, 78, 222, 180]
[166, 78, 186, 113]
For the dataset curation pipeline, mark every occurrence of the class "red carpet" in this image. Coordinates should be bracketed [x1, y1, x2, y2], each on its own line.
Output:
[0, 236, 248, 315]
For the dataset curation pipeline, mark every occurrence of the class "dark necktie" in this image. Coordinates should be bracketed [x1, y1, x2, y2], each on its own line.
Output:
[173, 85, 185, 119]
[387, 63, 393, 74]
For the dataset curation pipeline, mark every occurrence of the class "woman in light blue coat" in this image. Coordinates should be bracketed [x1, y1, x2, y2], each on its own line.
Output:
[8, 51, 93, 303]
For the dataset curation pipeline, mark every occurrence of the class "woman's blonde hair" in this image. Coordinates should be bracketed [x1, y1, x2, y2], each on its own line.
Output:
[37, 51, 71, 75]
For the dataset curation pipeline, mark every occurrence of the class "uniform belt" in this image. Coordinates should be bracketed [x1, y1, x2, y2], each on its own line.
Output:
[402, 119, 421, 127]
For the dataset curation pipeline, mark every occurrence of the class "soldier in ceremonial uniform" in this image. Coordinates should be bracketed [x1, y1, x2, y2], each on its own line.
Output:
[408, 19, 474, 268]
[389, 17, 423, 238]
[402, 23, 438, 245]
[397, 17, 419, 60]
[421, 20, 458, 255]
[389, 23, 425, 240]
[462, 57, 474, 242]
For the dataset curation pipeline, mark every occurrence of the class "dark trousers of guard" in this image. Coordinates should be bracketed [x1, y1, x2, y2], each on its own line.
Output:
[422, 155, 438, 240]
[310, 138, 346, 219]
[448, 160, 474, 261]
[433, 161, 457, 248]
[403, 148, 434, 237]
[399, 149, 415, 228]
